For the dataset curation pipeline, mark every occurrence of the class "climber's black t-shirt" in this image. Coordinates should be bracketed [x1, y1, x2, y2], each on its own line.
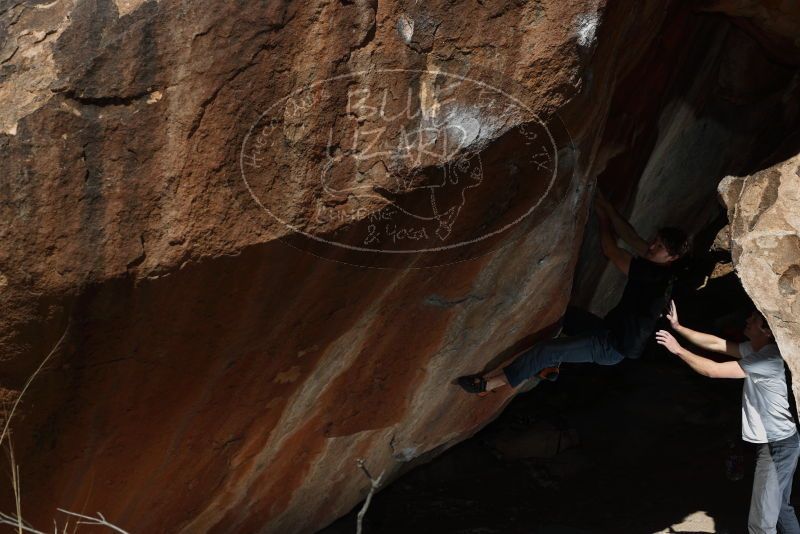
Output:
[603, 257, 675, 359]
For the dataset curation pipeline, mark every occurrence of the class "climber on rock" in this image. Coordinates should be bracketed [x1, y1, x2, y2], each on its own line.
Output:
[457, 189, 690, 395]
[656, 304, 800, 534]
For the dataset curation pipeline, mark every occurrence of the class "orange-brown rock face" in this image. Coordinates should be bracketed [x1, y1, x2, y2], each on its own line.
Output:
[719, 153, 800, 401]
[1, 1, 796, 533]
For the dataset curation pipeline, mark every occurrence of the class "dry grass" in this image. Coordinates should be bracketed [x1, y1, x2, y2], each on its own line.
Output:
[1, 322, 130, 534]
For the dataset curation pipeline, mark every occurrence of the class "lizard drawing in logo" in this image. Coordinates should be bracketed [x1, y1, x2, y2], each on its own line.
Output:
[320, 124, 484, 242]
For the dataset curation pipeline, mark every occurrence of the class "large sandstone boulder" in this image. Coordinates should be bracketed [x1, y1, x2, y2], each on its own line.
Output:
[719, 152, 800, 400]
[0, 1, 673, 532]
[0, 1, 798, 533]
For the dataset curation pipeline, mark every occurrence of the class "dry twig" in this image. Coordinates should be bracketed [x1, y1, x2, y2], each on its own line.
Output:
[355, 458, 384, 534]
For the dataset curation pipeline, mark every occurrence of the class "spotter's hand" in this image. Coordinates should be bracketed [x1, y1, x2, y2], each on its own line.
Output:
[656, 330, 683, 355]
[666, 300, 680, 329]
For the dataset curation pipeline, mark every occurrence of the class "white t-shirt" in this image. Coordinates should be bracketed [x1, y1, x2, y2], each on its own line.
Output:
[738, 341, 797, 443]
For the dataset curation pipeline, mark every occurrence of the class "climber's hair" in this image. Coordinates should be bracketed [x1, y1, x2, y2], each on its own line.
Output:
[753, 310, 774, 339]
[657, 227, 691, 259]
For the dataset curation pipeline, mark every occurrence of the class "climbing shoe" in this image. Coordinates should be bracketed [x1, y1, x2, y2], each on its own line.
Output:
[537, 366, 560, 382]
[457, 374, 487, 395]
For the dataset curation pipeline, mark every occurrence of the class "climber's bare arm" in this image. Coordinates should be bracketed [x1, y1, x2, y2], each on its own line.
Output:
[596, 191, 649, 257]
[596, 206, 632, 276]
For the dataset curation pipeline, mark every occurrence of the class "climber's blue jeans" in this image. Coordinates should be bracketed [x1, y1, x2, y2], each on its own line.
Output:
[502, 307, 625, 388]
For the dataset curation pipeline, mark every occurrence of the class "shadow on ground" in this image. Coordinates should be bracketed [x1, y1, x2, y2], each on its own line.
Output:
[321, 339, 794, 533]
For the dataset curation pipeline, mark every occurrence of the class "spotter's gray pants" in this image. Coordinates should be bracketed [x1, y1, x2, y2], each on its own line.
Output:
[749, 431, 800, 534]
